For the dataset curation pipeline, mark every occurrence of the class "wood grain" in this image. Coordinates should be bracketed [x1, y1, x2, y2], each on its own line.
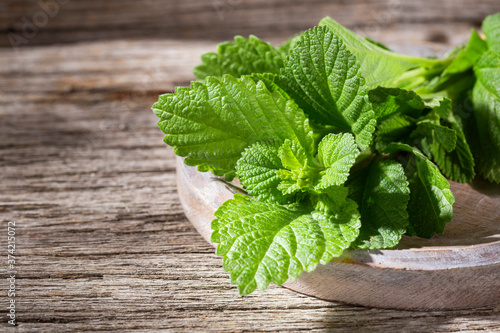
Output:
[1, 8, 500, 330]
[2, 0, 500, 47]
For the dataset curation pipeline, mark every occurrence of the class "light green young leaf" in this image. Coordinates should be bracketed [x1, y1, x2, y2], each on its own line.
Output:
[211, 194, 361, 295]
[236, 141, 290, 204]
[279, 139, 309, 170]
[276, 134, 359, 194]
[311, 186, 350, 213]
[279, 26, 376, 150]
[471, 51, 500, 183]
[348, 160, 410, 249]
[276, 139, 313, 194]
[383, 143, 455, 238]
[194, 35, 284, 80]
[153, 75, 314, 177]
[315, 133, 359, 190]
[319, 17, 450, 89]
[277, 139, 323, 195]
[483, 13, 500, 52]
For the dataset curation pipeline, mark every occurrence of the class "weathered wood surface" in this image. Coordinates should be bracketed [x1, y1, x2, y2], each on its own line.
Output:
[2, 0, 500, 47]
[2, 7, 500, 331]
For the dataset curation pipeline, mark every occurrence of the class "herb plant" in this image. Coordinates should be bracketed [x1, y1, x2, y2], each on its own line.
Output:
[153, 14, 500, 295]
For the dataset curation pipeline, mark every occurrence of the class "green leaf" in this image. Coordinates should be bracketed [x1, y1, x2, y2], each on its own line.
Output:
[276, 139, 312, 194]
[410, 118, 475, 183]
[279, 139, 309, 170]
[471, 51, 500, 182]
[211, 194, 360, 295]
[436, 116, 476, 183]
[349, 160, 410, 249]
[364, 37, 391, 51]
[315, 133, 359, 190]
[319, 17, 450, 89]
[194, 35, 285, 80]
[374, 114, 416, 152]
[444, 29, 487, 74]
[483, 13, 500, 52]
[236, 141, 291, 204]
[153, 75, 313, 176]
[368, 86, 426, 119]
[424, 96, 452, 119]
[411, 121, 457, 154]
[383, 143, 455, 238]
[251, 73, 346, 135]
[279, 26, 376, 150]
[312, 187, 350, 213]
[276, 133, 359, 194]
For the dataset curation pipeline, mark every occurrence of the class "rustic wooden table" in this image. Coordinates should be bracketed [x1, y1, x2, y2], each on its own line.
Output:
[1, 1, 500, 331]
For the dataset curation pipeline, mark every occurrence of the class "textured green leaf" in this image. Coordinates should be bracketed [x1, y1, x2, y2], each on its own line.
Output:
[348, 160, 410, 249]
[424, 96, 452, 119]
[368, 86, 426, 119]
[483, 13, 500, 52]
[251, 73, 347, 136]
[314, 133, 359, 190]
[374, 114, 416, 152]
[411, 121, 457, 154]
[433, 116, 476, 183]
[410, 118, 474, 183]
[370, 90, 455, 153]
[153, 75, 314, 176]
[276, 134, 359, 194]
[279, 26, 376, 150]
[211, 194, 360, 295]
[279, 139, 309, 170]
[276, 139, 312, 194]
[312, 187, 350, 213]
[236, 141, 291, 204]
[471, 51, 500, 182]
[249, 73, 294, 102]
[319, 17, 450, 88]
[194, 35, 284, 80]
[383, 143, 455, 238]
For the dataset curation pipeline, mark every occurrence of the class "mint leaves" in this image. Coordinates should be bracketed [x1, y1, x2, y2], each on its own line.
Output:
[315, 133, 359, 189]
[277, 27, 376, 150]
[153, 75, 314, 177]
[153, 14, 500, 295]
[348, 160, 410, 249]
[318, 17, 450, 89]
[194, 35, 284, 80]
[212, 194, 360, 295]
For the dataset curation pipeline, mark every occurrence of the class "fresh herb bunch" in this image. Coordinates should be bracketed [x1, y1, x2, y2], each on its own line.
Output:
[153, 14, 500, 295]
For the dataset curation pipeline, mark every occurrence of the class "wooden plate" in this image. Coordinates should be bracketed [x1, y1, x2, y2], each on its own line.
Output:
[176, 157, 500, 310]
